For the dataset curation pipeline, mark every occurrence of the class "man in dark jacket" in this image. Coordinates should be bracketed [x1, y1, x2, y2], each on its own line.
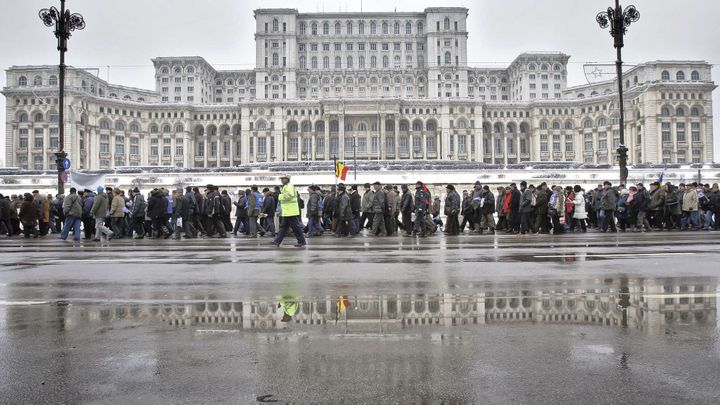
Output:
[360, 183, 374, 230]
[206, 185, 227, 238]
[305, 185, 324, 237]
[220, 190, 233, 232]
[232, 190, 248, 236]
[509, 183, 522, 234]
[600, 181, 618, 232]
[349, 185, 362, 235]
[335, 184, 352, 237]
[444, 184, 461, 235]
[323, 186, 336, 232]
[261, 188, 276, 237]
[534, 184, 550, 234]
[172, 188, 195, 239]
[370, 181, 388, 236]
[413, 181, 431, 237]
[130, 187, 146, 238]
[400, 185, 414, 236]
[0, 194, 11, 236]
[459, 190, 473, 232]
[519, 182, 535, 235]
[147, 189, 171, 238]
[478, 185, 496, 234]
[81, 189, 96, 240]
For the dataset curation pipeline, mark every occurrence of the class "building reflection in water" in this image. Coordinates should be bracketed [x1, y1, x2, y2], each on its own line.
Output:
[48, 278, 716, 335]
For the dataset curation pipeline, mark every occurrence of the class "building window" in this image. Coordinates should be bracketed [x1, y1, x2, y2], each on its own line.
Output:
[661, 70, 670, 80]
[662, 122, 671, 142]
[676, 71, 685, 81]
[691, 123, 701, 142]
[691, 71, 700, 81]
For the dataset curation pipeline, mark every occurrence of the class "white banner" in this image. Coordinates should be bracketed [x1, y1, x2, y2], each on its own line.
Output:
[69, 171, 106, 192]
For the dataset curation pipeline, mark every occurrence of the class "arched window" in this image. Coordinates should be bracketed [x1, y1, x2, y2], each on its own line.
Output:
[370, 21, 376, 34]
[443, 17, 450, 30]
[323, 56, 329, 69]
[186, 66, 194, 74]
[49, 75, 58, 86]
[417, 22, 423, 34]
[299, 22, 306, 35]
[427, 121, 436, 131]
[299, 56, 306, 69]
[272, 53, 279, 66]
[358, 21, 364, 34]
[583, 119, 593, 128]
[394, 22, 400, 34]
[676, 107, 685, 116]
[287, 121, 298, 132]
[371, 56, 377, 68]
[539, 121, 548, 130]
[565, 121, 573, 130]
[115, 121, 125, 131]
[676, 71, 685, 81]
[162, 124, 171, 133]
[457, 120, 467, 129]
[661, 70, 670, 80]
[18, 76, 27, 87]
[345, 122, 353, 131]
[358, 56, 365, 68]
[346, 22, 352, 34]
[311, 23, 317, 35]
[18, 113, 28, 122]
[335, 22, 341, 34]
[150, 125, 158, 133]
[33, 76, 43, 86]
[444, 52, 451, 64]
[100, 120, 111, 129]
[382, 56, 389, 68]
[597, 117, 607, 126]
[129, 123, 140, 132]
[346, 56, 353, 69]
[552, 121, 561, 130]
[335, 56, 342, 69]
[691, 71, 700, 81]
[272, 19, 279, 32]
[405, 22, 412, 34]
[691, 107, 701, 116]
[661, 107, 671, 116]
[323, 22, 329, 35]
[412, 120, 423, 131]
[175, 124, 184, 132]
[257, 120, 267, 130]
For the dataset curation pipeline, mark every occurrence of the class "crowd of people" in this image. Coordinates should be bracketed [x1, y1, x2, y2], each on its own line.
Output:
[1, 175, 719, 244]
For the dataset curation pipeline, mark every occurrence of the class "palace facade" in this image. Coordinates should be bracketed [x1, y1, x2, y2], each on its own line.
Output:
[2, 7, 716, 170]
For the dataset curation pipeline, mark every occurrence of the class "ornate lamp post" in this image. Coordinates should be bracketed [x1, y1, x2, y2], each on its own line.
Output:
[39, 0, 85, 195]
[596, 0, 639, 186]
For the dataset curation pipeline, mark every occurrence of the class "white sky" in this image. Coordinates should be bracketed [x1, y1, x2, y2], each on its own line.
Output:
[1, 0, 719, 165]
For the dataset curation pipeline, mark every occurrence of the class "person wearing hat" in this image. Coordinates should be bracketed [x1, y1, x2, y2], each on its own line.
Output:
[60, 187, 83, 242]
[599, 181, 618, 232]
[205, 185, 228, 238]
[335, 183, 352, 237]
[172, 188, 195, 239]
[370, 181, 388, 236]
[360, 183, 374, 231]
[129, 187, 147, 239]
[79, 188, 95, 240]
[348, 184, 362, 235]
[647, 182, 665, 230]
[681, 182, 700, 231]
[0, 193, 11, 237]
[90, 185, 114, 241]
[444, 184, 461, 235]
[708, 183, 720, 231]
[109, 188, 126, 238]
[413, 181, 431, 237]
[399, 185, 414, 236]
[271, 174, 306, 247]
[384, 184, 398, 235]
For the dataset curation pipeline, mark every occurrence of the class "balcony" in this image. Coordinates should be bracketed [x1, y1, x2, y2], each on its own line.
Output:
[520, 153, 530, 159]
[194, 155, 204, 161]
[17, 148, 28, 154]
[677, 141, 688, 148]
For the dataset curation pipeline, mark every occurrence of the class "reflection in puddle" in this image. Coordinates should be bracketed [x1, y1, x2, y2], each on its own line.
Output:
[4, 278, 714, 337]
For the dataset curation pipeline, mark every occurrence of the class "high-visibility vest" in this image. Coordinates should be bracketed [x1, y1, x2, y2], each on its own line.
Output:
[278, 184, 300, 217]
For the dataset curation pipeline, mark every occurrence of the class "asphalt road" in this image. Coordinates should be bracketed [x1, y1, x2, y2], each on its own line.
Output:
[1, 232, 719, 404]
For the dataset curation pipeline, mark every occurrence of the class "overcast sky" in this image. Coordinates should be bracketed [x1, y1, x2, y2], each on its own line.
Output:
[1, 0, 719, 165]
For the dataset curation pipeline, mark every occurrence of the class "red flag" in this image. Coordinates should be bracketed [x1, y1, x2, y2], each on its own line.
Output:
[335, 160, 349, 181]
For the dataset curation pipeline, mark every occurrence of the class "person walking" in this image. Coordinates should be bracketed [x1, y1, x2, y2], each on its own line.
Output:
[335, 184, 352, 237]
[129, 187, 146, 239]
[400, 185, 414, 236]
[370, 181, 388, 236]
[110, 188, 125, 238]
[60, 188, 83, 242]
[271, 174, 306, 247]
[206, 185, 228, 238]
[261, 188, 276, 237]
[91, 186, 114, 241]
[413, 181, 431, 237]
[600, 181, 618, 232]
[360, 183, 374, 230]
[444, 184, 461, 235]
[19, 193, 39, 238]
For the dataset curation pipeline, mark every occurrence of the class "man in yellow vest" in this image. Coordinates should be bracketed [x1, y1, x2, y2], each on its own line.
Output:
[271, 174, 307, 247]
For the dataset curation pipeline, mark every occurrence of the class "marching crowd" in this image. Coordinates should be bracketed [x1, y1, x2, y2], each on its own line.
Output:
[1, 175, 719, 246]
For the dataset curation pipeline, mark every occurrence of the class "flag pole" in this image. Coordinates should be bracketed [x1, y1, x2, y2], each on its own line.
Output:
[333, 155, 338, 188]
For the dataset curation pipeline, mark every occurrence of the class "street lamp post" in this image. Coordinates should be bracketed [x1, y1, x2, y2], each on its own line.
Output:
[39, 0, 85, 195]
[596, 0, 639, 186]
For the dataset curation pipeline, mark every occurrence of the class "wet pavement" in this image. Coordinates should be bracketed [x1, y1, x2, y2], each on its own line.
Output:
[1, 232, 719, 404]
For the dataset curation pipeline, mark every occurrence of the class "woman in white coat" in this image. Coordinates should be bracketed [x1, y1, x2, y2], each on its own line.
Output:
[572, 185, 588, 232]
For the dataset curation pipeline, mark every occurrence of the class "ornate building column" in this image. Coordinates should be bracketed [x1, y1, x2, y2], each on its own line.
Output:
[394, 115, 400, 160]
[324, 117, 330, 160]
[339, 113, 345, 161]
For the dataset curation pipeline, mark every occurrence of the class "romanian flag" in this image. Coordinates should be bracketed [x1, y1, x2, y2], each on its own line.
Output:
[658, 172, 664, 186]
[335, 159, 349, 181]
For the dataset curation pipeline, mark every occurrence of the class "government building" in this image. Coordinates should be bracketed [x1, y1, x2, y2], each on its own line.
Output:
[2, 7, 716, 170]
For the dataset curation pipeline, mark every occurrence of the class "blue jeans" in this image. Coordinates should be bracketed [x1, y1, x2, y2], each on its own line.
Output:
[306, 215, 324, 237]
[682, 211, 700, 230]
[704, 210, 715, 230]
[351, 212, 360, 234]
[60, 216, 81, 241]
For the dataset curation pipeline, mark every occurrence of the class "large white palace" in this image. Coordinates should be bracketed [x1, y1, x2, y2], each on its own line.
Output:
[2, 7, 716, 170]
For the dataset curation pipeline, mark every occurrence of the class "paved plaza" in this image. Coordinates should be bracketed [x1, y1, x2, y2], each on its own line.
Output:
[1, 232, 719, 403]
